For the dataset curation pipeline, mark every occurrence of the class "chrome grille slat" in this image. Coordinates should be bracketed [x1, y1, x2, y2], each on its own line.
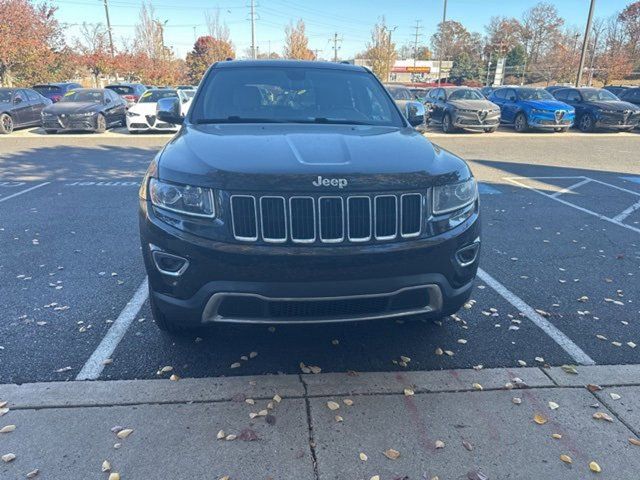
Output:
[231, 193, 422, 243]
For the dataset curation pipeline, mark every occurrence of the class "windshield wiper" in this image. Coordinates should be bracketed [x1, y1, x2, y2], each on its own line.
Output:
[306, 117, 371, 125]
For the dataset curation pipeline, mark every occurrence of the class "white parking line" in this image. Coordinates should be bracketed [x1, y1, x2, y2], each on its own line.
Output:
[613, 198, 640, 222]
[550, 178, 591, 198]
[76, 277, 149, 381]
[505, 176, 640, 235]
[0, 182, 50, 203]
[477, 268, 595, 365]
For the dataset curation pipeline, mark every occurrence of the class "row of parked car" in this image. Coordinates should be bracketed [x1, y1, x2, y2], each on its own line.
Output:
[0, 82, 196, 135]
[387, 83, 640, 134]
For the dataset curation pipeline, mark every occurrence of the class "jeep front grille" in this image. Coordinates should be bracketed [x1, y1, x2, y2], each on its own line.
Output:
[230, 193, 423, 244]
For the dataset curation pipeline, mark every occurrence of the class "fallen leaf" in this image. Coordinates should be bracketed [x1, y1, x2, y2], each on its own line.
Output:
[560, 454, 572, 464]
[343, 399, 354, 406]
[586, 384, 602, 392]
[512, 397, 522, 405]
[462, 440, 474, 451]
[552, 433, 562, 439]
[548, 401, 560, 410]
[216, 430, 225, 440]
[0, 425, 16, 433]
[102, 460, 111, 472]
[561, 364, 578, 374]
[26, 469, 39, 478]
[534, 413, 548, 425]
[472, 383, 483, 391]
[169, 374, 180, 381]
[116, 428, 134, 439]
[309, 365, 322, 374]
[273, 394, 282, 403]
[435, 440, 445, 449]
[158, 365, 173, 373]
[434, 347, 443, 356]
[249, 351, 258, 359]
[257, 409, 268, 416]
[400, 356, 411, 363]
[383, 448, 400, 460]
[245, 398, 255, 405]
[593, 412, 613, 422]
[610, 393, 621, 400]
[225, 434, 237, 441]
[589, 461, 601, 473]
[403, 388, 415, 396]
[327, 401, 340, 411]
[1, 453, 16, 463]
[55, 366, 72, 373]
[334, 415, 343, 422]
[359, 452, 368, 461]
[230, 362, 241, 369]
[629, 437, 640, 446]
[370, 476, 380, 480]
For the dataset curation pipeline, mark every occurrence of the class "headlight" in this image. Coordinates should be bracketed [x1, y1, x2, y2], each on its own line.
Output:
[530, 108, 547, 114]
[457, 109, 475, 113]
[432, 178, 477, 215]
[126, 111, 138, 117]
[76, 111, 96, 117]
[149, 178, 215, 218]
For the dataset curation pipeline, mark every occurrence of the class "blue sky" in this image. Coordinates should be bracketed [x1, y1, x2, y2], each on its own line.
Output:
[51, 0, 632, 59]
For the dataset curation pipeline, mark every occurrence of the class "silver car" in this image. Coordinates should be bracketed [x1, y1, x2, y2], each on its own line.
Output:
[425, 87, 501, 133]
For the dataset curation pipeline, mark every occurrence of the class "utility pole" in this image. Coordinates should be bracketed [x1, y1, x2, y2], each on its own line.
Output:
[313, 48, 323, 60]
[485, 50, 492, 86]
[331, 33, 341, 62]
[102, 0, 115, 57]
[437, 0, 447, 85]
[576, 0, 596, 87]
[250, 0, 257, 59]
[387, 26, 398, 82]
[412, 20, 422, 68]
[193, 25, 197, 42]
[587, 27, 600, 86]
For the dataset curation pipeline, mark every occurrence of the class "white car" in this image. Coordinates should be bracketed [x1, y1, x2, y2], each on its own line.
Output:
[126, 89, 181, 133]
[177, 88, 196, 116]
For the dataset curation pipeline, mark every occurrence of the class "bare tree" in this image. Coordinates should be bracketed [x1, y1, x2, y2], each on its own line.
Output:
[134, 1, 164, 59]
[205, 8, 230, 43]
[283, 19, 315, 60]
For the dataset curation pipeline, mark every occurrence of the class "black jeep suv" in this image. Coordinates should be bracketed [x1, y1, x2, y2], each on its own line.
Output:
[139, 60, 480, 332]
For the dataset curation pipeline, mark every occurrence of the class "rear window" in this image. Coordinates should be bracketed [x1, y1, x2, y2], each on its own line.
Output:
[191, 66, 403, 127]
[106, 86, 135, 95]
[387, 86, 412, 101]
[59, 90, 103, 103]
[33, 85, 62, 94]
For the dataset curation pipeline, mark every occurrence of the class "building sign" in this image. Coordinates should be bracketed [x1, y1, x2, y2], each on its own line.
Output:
[493, 57, 506, 87]
[392, 66, 431, 73]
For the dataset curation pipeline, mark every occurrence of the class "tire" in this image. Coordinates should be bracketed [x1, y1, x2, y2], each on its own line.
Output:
[0, 113, 14, 134]
[44, 129, 57, 134]
[514, 112, 528, 132]
[95, 114, 106, 133]
[484, 127, 497, 133]
[149, 287, 189, 334]
[442, 113, 455, 133]
[578, 113, 595, 133]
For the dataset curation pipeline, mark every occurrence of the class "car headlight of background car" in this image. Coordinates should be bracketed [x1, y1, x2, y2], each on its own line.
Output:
[126, 111, 139, 117]
[530, 108, 549, 115]
[149, 178, 215, 218]
[433, 178, 477, 215]
[75, 111, 97, 117]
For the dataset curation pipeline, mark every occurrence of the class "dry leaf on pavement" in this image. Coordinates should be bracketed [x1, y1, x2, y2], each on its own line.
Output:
[435, 440, 445, 449]
[116, 428, 134, 439]
[216, 430, 225, 440]
[327, 401, 340, 411]
[2, 453, 16, 463]
[334, 415, 343, 422]
[561, 364, 578, 374]
[462, 440, 474, 451]
[629, 438, 640, 446]
[589, 461, 602, 473]
[102, 460, 111, 472]
[552, 433, 562, 439]
[26, 469, 39, 478]
[383, 448, 400, 460]
[359, 452, 368, 461]
[0, 425, 16, 433]
[404, 388, 414, 396]
[586, 384, 602, 392]
[343, 399, 354, 406]
[548, 401, 559, 410]
[533, 413, 548, 425]
[593, 412, 613, 422]
[560, 454, 572, 464]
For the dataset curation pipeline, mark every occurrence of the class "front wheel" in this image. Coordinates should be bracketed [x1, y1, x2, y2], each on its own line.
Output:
[442, 113, 455, 133]
[95, 114, 106, 133]
[0, 113, 14, 134]
[578, 113, 595, 133]
[514, 112, 528, 132]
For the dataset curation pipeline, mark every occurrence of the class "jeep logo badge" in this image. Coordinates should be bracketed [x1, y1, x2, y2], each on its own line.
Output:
[312, 175, 348, 188]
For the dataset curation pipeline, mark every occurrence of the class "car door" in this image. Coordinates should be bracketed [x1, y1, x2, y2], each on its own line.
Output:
[111, 91, 127, 124]
[423, 89, 438, 122]
[500, 89, 518, 123]
[11, 90, 31, 126]
[561, 89, 584, 117]
[24, 89, 44, 124]
[102, 92, 117, 125]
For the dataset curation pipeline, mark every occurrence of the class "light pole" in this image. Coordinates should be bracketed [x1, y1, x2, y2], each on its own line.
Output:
[387, 26, 398, 82]
[576, 0, 596, 87]
[437, 0, 448, 85]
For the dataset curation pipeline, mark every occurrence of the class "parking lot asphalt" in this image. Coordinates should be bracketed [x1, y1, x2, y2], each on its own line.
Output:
[1, 132, 639, 384]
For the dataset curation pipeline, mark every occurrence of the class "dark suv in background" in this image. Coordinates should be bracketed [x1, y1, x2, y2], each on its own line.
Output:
[106, 83, 147, 108]
[32, 82, 82, 103]
[140, 60, 480, 332]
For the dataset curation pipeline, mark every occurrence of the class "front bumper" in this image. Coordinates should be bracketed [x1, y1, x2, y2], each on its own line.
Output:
[42, 115, 98, 131]
[140, 200, 481, 326]
[453, 112, 500, 130]
[528, 111, 575, 129]
[126, 115, 178, 132]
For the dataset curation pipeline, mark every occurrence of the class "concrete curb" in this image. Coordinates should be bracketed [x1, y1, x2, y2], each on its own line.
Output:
[2, 365, 640, 409]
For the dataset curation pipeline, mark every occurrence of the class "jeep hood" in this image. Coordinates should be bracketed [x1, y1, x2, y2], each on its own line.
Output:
[157, 124, 471, 192]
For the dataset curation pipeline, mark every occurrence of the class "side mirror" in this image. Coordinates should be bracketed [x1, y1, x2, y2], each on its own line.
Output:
[14, 97, 22, 104]
[105, 97, 111, 104]
[405, 101, 426, 127]
[157, 97, 183, 124]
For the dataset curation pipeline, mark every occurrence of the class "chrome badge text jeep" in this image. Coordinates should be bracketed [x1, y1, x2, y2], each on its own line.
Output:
[312, 176, 348, 188]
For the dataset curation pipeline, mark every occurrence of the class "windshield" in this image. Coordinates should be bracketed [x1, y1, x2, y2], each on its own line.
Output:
[138, 90, 177, 103]
[582, 89, 619, 101]
[387, 87, 412, 101]
[0, 90, 13, 103]
[59, 90, 103, 103]
[107, 85, 135, 95]
[33, 85, 62, 94]
[448, 89, 484, 101]
[517, 88, 554, 100]
[191, 67, 403, 127]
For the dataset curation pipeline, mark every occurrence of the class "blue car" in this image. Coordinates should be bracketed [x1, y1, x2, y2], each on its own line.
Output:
[489, 86, 575, 132]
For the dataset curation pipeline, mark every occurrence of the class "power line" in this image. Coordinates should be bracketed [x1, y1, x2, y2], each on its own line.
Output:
[330, 32, 342, 62]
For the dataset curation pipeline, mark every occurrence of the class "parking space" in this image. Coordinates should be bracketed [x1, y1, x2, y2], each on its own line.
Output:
[1, 134, 639, 385]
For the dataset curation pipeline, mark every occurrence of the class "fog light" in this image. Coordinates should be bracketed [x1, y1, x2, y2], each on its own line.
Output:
[151, 246, 189, 276]
[456, 239, 480, 267]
